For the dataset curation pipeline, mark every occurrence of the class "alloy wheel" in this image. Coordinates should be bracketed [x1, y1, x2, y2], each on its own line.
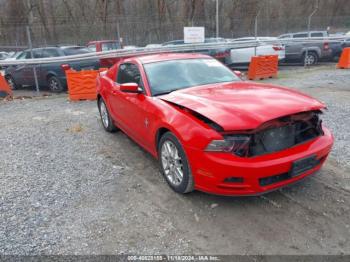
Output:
[304, 54, 316, 65]
[99, 101, 109, 128]
[161, 140, 184, 186]
[7, 77, 15, 90]
[49, 78, 59, 91]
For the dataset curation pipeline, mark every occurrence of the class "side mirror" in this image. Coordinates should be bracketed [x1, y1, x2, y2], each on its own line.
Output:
[120, 83, 142, 93]
[233, 70, 243, 78]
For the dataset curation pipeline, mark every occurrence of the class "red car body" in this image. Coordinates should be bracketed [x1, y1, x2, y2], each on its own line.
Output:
[96, 53, 333, 196]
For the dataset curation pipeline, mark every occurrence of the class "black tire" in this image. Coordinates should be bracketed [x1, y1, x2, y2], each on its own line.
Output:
[158, 132, 194, 194]
[5, 75, 18, 90]
[302, 51, 318, 66]
[98, 97, 118, 132]
[47, 75, 64, 93]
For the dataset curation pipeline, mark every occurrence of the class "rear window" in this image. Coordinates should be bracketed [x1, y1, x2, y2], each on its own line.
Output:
[63, 47, 90, 56]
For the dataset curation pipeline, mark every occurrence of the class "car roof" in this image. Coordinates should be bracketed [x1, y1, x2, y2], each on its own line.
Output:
[136, 53, 212, 64]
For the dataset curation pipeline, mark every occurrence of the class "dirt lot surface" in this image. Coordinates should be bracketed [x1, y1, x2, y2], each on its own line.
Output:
[0, 64, 350, 255]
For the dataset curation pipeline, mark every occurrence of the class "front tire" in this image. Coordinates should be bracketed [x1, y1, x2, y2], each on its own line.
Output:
[158, 132, 194, 194]
[98, 98, 118, 132]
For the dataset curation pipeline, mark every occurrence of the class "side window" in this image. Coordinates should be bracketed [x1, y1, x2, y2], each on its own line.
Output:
[117, 63, 143, 88]
[33, 50, 43, 58]
[311, 32, 323, 37]
[293, 33, 308, 38]
[25, 51, 33, 59]
[87, 45, 96, 52]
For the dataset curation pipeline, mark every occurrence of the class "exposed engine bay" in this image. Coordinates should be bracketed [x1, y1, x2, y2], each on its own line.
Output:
[247, 111, 323, 157]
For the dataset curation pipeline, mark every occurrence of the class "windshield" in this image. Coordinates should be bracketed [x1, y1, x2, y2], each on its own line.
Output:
[144, 59, 239, 96]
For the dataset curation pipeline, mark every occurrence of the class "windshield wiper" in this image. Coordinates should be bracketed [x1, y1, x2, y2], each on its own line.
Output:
[154, 89, 179, 96]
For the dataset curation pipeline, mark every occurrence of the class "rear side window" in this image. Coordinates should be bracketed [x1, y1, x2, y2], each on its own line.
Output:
[293, 33, 308, 38]
[117, 63, 142, 86]
[311, 32, 324, 37]
[41, 48, 61, 58]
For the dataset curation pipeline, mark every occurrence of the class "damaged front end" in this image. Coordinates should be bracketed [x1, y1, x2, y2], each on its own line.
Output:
[206, 111, 324, 157]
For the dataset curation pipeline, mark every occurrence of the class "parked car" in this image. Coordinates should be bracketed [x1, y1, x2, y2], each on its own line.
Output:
[278, 31, 338, 65]
[87, 40, 123, 67]
[0, 52, 9, 60]
[162, 38, 231, 64]
[96, 53, 333, 196]
[87, 40, 122, 52]
[5, 46, 100, 92]
[341, 37, 350, 48]
[123, 45, 139, 50]
[5, 51, 21, 60]
[225, 37, 285, 65]
[145, 44, 162, 48]
[0, 51, 23, 70]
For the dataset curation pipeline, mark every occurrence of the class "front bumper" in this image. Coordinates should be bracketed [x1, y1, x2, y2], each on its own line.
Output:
[185, 127, 333, 196]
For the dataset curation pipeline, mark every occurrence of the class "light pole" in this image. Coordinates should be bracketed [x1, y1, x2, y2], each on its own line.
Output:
[216, 0, 219, 38]
[304, 0, 319, 67]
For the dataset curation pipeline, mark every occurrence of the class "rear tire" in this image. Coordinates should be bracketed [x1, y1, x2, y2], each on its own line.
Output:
[98, 97, 118, 132]
[158, 132, 194, 194]
[47, 75, 64, 93]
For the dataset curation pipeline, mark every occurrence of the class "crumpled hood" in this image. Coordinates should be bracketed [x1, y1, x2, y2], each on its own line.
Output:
[160, 82, 325, 131]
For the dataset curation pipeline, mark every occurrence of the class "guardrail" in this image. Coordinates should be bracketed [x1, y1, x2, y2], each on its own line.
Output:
[0, 36, 347, 66]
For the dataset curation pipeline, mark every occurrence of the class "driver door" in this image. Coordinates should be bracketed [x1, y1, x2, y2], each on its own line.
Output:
[109, 63, 154, 151]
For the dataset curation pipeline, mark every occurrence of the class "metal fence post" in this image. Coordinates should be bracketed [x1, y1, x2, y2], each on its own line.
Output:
[26, 26, 40, 94]
[254, 11, 260, 56]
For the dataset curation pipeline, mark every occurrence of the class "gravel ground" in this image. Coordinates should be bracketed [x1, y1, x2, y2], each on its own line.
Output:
[0, 64, 350, 255]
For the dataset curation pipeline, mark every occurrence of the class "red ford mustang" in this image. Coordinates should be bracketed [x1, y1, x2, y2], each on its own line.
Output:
[96, 53, 333, 196]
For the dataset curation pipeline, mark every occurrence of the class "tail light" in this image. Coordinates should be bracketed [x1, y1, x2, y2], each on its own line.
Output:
[214, 50, 230, 58]
[61, 64, 71, 71]
[323, 42, 330, 50]
[273, 46, 284, 51]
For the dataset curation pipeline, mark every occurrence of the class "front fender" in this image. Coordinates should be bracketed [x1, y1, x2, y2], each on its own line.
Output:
[302, 47, 321, 57]
[152, 99, 223, 152]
